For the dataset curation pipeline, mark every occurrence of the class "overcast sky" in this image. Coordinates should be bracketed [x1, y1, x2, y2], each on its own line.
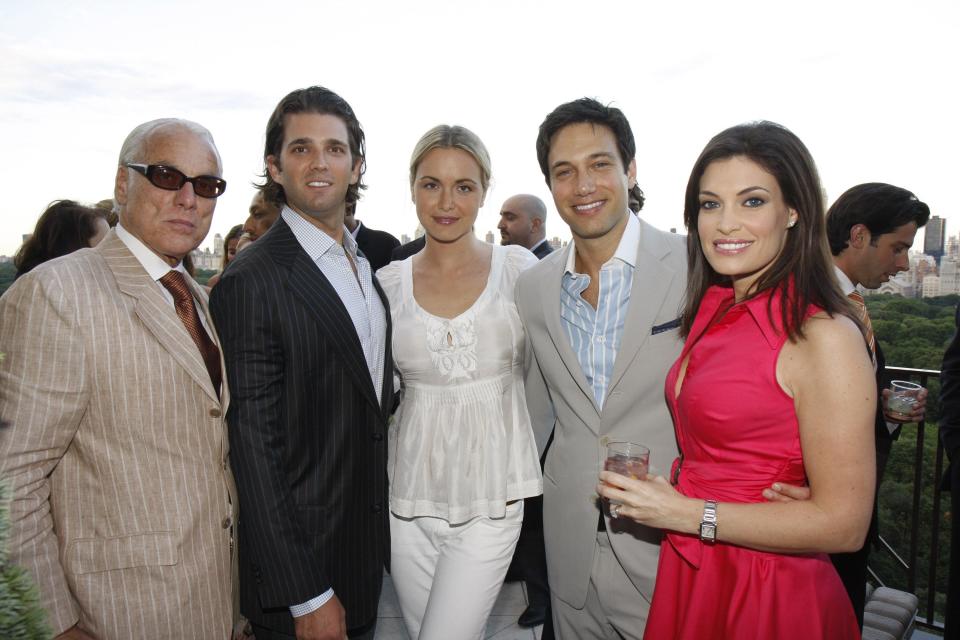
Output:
[1, 0, 957, 256]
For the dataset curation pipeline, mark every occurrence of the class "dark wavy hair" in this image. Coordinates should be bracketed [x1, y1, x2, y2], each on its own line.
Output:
[221, 224, 243, 271]
[826, 182, 930, 256]
[535, 98, 645, 212]
[259, 86, 366, 208]
[681, 121, 856, 341]
[15, 200, 108, 278]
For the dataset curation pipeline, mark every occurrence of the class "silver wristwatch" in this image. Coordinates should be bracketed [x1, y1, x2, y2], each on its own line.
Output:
[699, 499, 718, 543]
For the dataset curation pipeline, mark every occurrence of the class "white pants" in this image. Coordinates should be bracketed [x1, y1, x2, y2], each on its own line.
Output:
[390, 501, 524, 640]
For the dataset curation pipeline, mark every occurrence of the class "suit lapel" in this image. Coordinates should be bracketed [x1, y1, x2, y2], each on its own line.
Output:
[607, 220, 680, 396]
[101, 232, 220, 403]
[541, 244, 601, 416]
[274, 223, 382, 413]
[372, 275, 394, 418]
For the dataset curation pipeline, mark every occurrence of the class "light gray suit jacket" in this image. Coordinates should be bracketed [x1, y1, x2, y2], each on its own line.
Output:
[0, 230, 237, 639]
[517, 218, 686, 609]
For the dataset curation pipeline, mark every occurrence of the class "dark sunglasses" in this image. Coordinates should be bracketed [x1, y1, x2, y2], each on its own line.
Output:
[126, 163, 227, 199]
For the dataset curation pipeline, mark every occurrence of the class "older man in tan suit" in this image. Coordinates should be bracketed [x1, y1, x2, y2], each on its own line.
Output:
[0, 119, 236, 639]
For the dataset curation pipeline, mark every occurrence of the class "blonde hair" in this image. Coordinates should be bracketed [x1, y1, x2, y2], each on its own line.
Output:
[408, 125, 492, 194]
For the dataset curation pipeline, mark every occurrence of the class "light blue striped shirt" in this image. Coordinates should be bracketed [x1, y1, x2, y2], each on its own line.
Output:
[560, 213, 640, 409]
[281, 206, 388, 617]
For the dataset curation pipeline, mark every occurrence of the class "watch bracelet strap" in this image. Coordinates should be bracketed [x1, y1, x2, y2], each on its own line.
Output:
[699, 499, 718, 542]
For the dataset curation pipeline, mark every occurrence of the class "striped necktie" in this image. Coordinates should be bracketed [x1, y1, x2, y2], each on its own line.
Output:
[848, 290, 877, 367]
[160, 270, 222, 394]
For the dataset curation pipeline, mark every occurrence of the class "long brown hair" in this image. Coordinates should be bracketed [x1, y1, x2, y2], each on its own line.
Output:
[680, 121, 855, 341]
[15, 200, 108, 278]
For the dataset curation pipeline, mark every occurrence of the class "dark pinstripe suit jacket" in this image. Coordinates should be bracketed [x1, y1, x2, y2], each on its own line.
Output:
[210, 217, 393, 634]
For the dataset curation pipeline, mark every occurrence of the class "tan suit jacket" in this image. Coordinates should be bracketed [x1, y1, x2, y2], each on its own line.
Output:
[0, 230, 237, 639]
[517, 219, 686, 609]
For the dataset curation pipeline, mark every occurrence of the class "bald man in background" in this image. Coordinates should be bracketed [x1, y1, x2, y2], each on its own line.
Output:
[499, 193, 554, 634]
[498, 194, 552, 260]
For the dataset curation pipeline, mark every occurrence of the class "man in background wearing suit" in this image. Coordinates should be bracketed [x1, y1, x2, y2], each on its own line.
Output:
[344, 200, 399, 271]
[0, 119, 236, 639]
[391, 234, 425, 262]
[498, 193, 553, 261]
[211, 86, 392, 640]
[516, 98, 686, 639]
[823, 183, 929, 625]
[939, 306, 960, 640]
[499, 193, 554, 633]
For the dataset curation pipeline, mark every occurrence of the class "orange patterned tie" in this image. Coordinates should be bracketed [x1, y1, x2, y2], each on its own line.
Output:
[160, 271, 222, 394]
[848, 290, 877, 366]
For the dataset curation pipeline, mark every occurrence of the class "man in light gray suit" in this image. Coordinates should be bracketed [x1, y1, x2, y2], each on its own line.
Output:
[0, 119, 236, 639]
[516, 98, 686, 639]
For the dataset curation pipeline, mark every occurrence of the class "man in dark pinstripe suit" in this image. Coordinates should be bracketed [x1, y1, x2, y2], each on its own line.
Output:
[211, 86, 392, 640]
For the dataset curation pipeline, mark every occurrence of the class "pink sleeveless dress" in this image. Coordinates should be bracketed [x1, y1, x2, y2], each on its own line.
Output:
[643, 285, 860, 640]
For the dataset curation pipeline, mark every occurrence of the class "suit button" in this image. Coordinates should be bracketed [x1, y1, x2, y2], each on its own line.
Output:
[372, 432, 383, 441]
[209, 408, 222, 418]
[371, 503, 383, 513]
[222, 516, 232, 529]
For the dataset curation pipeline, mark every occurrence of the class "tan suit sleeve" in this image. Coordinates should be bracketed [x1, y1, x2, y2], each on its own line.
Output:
[0, 271, 87, 634]
[516, 273, 556, 457]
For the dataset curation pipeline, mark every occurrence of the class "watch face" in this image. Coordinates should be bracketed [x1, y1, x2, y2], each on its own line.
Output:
[700, 522, 717, 542]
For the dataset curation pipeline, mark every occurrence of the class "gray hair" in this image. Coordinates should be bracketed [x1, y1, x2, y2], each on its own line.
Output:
[118, 118, 220, 167]
[115, 118, 221, 211]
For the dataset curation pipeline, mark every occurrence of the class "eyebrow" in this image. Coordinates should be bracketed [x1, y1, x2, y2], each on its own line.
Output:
[549, 151, 615, 172]
[286, 136, 349, 148]
[699, 186, 771, 197]
[418, 175, 479, 185]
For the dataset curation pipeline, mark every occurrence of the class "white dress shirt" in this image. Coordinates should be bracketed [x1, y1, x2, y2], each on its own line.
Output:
[115, 223, 213, 337]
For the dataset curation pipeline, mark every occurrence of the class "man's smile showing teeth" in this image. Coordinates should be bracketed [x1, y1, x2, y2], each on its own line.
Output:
[307, 180, 331, 187]
[573, 200, 603, 213]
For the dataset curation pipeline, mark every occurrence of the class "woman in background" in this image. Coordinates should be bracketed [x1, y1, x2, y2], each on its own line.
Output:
[377, 125, 542, 640]
[206, 223, 242, 288]
[598, 121, 875, 639]
[14, 199, 110, 278]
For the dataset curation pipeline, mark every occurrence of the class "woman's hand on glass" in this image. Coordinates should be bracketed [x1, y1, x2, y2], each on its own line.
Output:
[597, 471, 700, 534]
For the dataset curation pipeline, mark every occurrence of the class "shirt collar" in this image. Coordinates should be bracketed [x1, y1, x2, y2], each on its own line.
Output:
[529, 238, 549, 253]
[696, 283, 792, 351]
[564, 211, 640, 275]
[349, 220, 362, 240]
[115, 223, 187, 281]
[281, 206, 359, 262]
[833, 264, 856, 296]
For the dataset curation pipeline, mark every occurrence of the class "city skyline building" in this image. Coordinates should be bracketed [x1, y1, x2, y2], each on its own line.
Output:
[925, 215, 946, 262]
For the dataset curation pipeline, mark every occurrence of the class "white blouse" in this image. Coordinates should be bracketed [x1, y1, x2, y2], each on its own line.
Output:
[377, 244, 543, 524]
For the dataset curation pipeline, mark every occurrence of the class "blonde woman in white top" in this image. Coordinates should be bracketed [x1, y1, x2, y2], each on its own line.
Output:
[377, 125, 542, 640]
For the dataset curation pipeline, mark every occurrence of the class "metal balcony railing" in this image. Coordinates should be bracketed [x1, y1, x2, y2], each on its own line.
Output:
[875, 366, 948, 633]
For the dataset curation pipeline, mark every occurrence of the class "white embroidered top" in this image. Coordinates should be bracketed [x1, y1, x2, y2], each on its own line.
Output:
[377, 244, 543, 524]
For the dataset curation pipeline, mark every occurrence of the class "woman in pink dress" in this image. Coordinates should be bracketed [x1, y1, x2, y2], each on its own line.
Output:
[596, 121, 876, 639]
